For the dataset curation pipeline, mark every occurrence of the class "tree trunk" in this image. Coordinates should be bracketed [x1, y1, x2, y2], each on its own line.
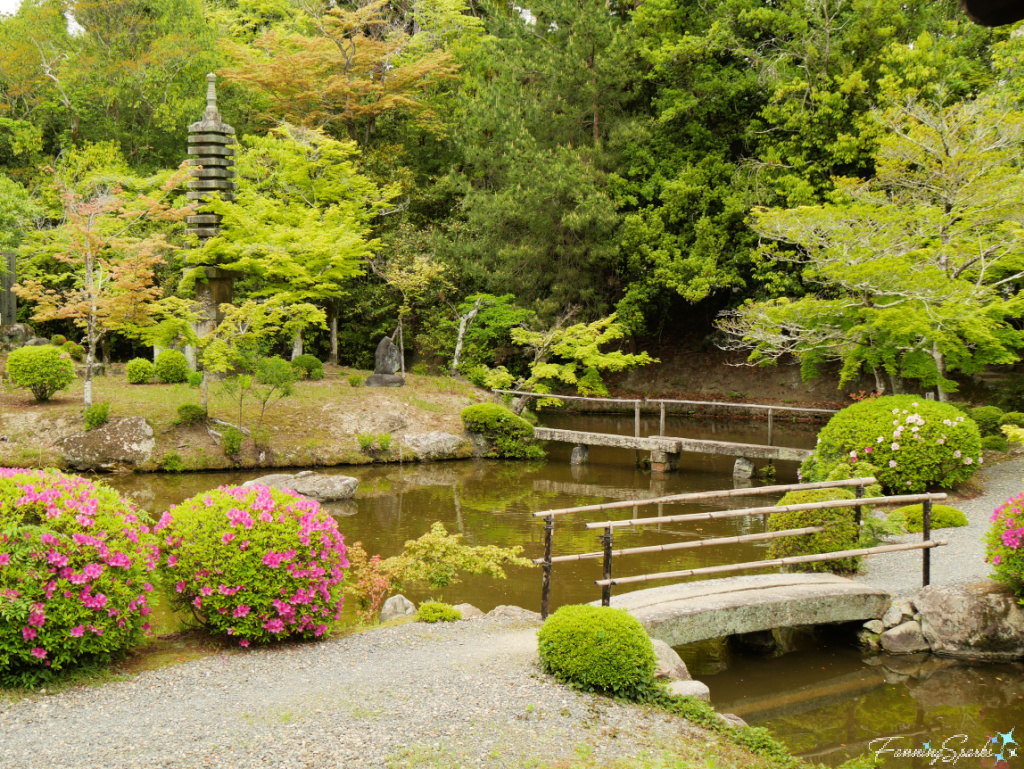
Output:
[100, 337, 111, 366]
[451, 297, 482, 376]
[328, 300, 339, 365]
[201, 372, 209, 412]
[398, 319, 405, 377]
[932, 342, 950, 402]
[890, 369, 905, 395]
[872, 367, 887, 395]
[83, 330, 95, 409]
[291, 332, 303, 361]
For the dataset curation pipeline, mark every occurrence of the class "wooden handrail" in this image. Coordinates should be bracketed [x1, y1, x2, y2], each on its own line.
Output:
[584, 492, 945, 530]
[646, 398, 838, 415]
[533, 477, 877, 518]
[595, 540, 948, 586]
[534, 525, 826, 565]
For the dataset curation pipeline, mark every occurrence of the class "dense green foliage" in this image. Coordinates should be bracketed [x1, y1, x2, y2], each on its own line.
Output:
[156, 484, 349, 646]
[801, 396, 983, 492]
[83, 401, 110, 431]
[461, 404, 544, 459]
[61, 341, 85, 362]
[0, 469, 158, 685]
[971, 406, 1005, 436]
[982, 435, 1010, 452]
[291, 354, 324, 381]
[537, 605, 656, 699]
[767, 489, 861, 573]
[125, 358, 154, 384]
[154, 350, 190, 384]
[6, 345, 76, 401]
[416, 601, 461, 623]
[891, 503, 969, 533]
[174, 404, 207, 426]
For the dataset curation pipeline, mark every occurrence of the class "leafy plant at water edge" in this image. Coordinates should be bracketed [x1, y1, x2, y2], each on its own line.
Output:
[377, 433, 392, 453]
[154, 349, 190, 384]
[291, 354, 324, 380]
[222, 427, 244, 457]
[159, 451, 186, 473]
[125, 358, 154, 384]
[537, 605, 656, 700]
[175, 404, 207, 426]
[83, 401, 110, 431]
[800, 396, 982, 493]
[416, 601, 461, 622]
[6, 346, 76, 401]
[891, 503, 968, 533]
[357, 433, 375, 452]
[156, 484, 349, 646]
[767, 489, 861, 573]
[461, 404, 544, 460]
[0, 468, 159, 685]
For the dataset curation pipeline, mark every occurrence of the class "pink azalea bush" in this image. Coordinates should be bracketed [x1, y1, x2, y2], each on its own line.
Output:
[800, 395, 982, 493]
[0, 468, 158, 682]
[157, 485, 348, 646]
[985, 492, 1024, 598]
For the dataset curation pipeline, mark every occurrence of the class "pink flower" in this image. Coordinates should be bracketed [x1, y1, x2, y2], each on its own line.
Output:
[70, 625, 85, 637]
[193, 596, 203, 608]
[239, 639, 250, 648]
[889, 460, 897, 468]
[233, 605, 250, 618]
[864, 447, 873, 454]
[22, 626, 37, 641]
[175, 581, 186, 593]
[167, 554, 177, 567]
[221, 532, 235, 544]
[263, 618, 285, 633]
[994, 555, 1003, 565]
[891, 443, 899, 450]
[31, 647, 47, 659]
[201, 586, 214, 597]
[0, 553, 8, 566]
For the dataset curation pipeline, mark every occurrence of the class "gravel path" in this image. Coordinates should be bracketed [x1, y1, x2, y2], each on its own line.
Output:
[853, 455, 1024, 598]
[0, 617, 715, 769]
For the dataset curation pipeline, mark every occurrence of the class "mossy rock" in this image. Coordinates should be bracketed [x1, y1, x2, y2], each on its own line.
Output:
[461, 404, 544, 459]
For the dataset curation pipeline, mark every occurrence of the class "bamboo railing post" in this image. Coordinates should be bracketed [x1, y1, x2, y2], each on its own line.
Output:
[767, 408, 774, 446]
[855, 484, 864, 534]
[660, 402, 666, 436]
[923, 498, 932, 587]
[541, 515, 554, 619]
[634, 400, 641, 467]
[601, 525, 614, 606]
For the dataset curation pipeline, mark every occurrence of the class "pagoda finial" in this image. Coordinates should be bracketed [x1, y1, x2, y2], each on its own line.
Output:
[204, 73, 221, 122]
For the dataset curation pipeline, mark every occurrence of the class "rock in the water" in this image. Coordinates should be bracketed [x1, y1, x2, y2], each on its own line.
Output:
[916, 582, 1024, 661]
[402, 432, 468, 460]
[666, 679, 710, 701]
[365, 336, 404, 387]
[452, 603, 484, 620]
[881, 620, 930, 654]
[652, 639, 691, 681]
[570, 444, 589, 465]
[380, 594, 416, 623]
[718, 713, 748, 730]
[242, 471, 358, 502]
[863, 619, 885, 634]
[882, 604, 905, 629]
[486, 605, 542, 622]
[733, 458, 755, 479]
[61, 417, 155, 471]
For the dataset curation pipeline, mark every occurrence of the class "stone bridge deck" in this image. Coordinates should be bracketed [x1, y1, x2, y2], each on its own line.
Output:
[594, 573, 890, 647]
[533, 428, 811, 462]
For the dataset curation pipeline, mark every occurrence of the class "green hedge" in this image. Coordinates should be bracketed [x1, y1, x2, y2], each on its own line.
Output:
[767, 488, 860, 573]
[461, 404, 544, 459]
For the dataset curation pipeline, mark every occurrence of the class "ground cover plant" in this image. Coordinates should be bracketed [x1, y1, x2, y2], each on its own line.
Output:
[6, 345, 76, 401]
[416, 601, 461, 622]
[800, 396, 983, 493]
[83, 401, 110, 430]
[0, 468, 159, 685]
[157, 484, 349, 646]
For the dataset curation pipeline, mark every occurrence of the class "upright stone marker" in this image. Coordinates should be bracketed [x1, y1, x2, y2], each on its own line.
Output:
[0, 252, 15, 325]
[185, 75, 240, 346]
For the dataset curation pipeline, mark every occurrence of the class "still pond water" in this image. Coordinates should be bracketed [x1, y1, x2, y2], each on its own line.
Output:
[102, 413, 1023, 766]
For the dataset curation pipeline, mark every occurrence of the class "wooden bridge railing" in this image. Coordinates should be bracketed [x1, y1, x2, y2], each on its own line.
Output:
[532, 476, 947, 618]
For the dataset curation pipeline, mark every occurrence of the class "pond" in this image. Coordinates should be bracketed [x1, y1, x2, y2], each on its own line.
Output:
[99, 412, 1018, 764]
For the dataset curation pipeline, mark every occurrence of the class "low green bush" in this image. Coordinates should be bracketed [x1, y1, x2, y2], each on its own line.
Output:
[187, 372, 203, 388]
[970, 405, 1004, 436]
[159, 451, 186, 473]
[892, 503, 969, 533]
[154, 349, 190, 384]
[1000, 411, 1024, 428]
[60, 341, 85, 362]
[49, 334, 67, 346]
[83, 401, 110, 431]
[357, 433, 375, 452]
[175, 403, 207, 426]
[222, 426, 244, 457]
[125, 358, 154, 384]
[767, 488, 860, 573]
[377, 433, 392, 453]
[291, 354, 324, 380]
[982, 434, 1009, 452]
[799, 395, 982, 493]
[537, 605, 656, 699]
[347, 373, 362, 387]
[461, 403, 544, 460]
[416, 602, 461, 622]
[6, 345, 76, 401]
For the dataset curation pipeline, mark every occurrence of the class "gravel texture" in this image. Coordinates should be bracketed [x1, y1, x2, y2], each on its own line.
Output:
[853, 455, 1024, 598]
[0, 617, 710, 769]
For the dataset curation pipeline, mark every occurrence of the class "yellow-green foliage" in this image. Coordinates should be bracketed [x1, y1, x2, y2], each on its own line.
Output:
[126, 358, 154, 384]
[461, 404, 543, 459]
[6, 346, 76, 401]
[767, 488, 860, 573]
[416, 601, 461, 622]
[891, 504, 968, 533]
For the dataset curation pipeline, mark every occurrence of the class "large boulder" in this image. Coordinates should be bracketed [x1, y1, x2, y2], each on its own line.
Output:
[652, 639, 691, 681]
[452, 603, 484, 619]
[916, 582, 1024, 661]
[880, 620, 930, 654]
[402, 431, 469, 461]
[242, 470, 358, 502]
[61, 417, 155, 471]
[365, 337, 404, 387]
[380, 594, 416, 623]
[0, 323, 33, 352]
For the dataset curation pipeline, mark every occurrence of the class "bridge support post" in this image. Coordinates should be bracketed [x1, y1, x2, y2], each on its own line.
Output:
[650, 449, 679, 474]
[601, 526, 614, 607]
[922, 499, 931, 587]
[541, 515, 554, 619]
[570, 444, 589, 465]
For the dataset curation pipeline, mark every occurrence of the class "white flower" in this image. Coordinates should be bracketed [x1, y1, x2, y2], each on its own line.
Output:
[903, 410, 909, 415]
[954, 450, 962, 458]
[911, 426, 919, 433]
[889, 460, 897, 468]
[892, 408, 900, 414]
[906, 415, 916, 423]
[816, 437, 821, 444]
[965, 457, 973, 465]
[876, 437, 883, 443]
[893, 419, 900, 426]
[937, 438, 945, 445]
[891, 443, 900, 450]
[912, 402, 919, 407]
[980, 457, 984, 464]
[943, 419, 952, 426]
[849, 451, 858, 459]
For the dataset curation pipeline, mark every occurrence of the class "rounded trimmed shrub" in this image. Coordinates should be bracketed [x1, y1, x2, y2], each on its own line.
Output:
[125, 358, 154, 384]
[156, 484, 349, 646]
[767, 488, 860, 573]
[187, 371, 203, 388]
[154, 349, 190, 384]
[891, 503, 968, 533]
[49, 334, 67, 346]
[970, 406, 1004, 436]
[800, 395, 982, 493]
[986, 492, 1024, 598]
[982, 434, 1009, 452]
[537, 605, 656, 699]
[6, 345, 76, 401]
[291, 354, 324, 381]
[461, 403, 544, 460]
[416, 601, 461, 623]
[0, 468, 159, 683]
[175, 403, 207, 426]
[60, 341, 85, 362]
[1001, 412, 1024, 429]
